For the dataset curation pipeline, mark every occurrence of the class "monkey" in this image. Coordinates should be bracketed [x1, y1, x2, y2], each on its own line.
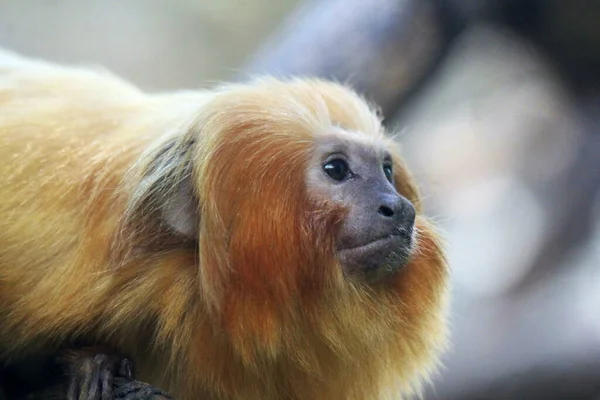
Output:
[0, 48, 449, 400]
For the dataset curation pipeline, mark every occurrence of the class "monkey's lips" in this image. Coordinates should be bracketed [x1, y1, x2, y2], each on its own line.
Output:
[338, 228, 414, 280]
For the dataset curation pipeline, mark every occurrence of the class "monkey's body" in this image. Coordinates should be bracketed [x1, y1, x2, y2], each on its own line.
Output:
[0, 51, 210, 395]
[0, 51, 195, 348]
[0, 50, 448, 400]
[0, 51, 209, 393]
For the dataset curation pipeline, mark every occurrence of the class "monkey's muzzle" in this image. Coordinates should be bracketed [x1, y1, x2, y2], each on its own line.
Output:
[338, 223, 415, 282]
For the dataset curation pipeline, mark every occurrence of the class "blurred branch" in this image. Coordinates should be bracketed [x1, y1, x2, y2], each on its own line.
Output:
[514, 106, 600, 294]
[241, 0, 460, 119]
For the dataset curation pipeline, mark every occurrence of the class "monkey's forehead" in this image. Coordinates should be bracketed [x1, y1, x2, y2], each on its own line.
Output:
[314, 128, 395, 158]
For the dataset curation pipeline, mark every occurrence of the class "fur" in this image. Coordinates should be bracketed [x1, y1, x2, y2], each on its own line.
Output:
[0, 49, 448, 400]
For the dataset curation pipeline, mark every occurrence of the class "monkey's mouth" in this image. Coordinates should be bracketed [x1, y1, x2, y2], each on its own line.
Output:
[338, 228, 414, 280]
[340, 226, 412, 251]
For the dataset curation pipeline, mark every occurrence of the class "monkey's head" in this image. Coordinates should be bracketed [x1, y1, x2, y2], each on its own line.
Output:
[124, 78, 448, 397]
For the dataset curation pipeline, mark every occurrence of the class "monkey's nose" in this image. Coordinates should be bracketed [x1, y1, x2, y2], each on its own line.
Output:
[378, 204, 395, 217]
[377, 195, 416, 228]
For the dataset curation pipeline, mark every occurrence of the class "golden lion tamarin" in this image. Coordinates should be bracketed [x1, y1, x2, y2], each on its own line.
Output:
[0, 49, 448, 400]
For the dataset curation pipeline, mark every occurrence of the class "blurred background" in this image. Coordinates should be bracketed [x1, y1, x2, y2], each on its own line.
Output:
[1, 0, 599, 398]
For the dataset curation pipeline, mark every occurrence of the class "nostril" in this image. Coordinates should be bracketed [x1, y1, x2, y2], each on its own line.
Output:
[378, 205, 394, 217]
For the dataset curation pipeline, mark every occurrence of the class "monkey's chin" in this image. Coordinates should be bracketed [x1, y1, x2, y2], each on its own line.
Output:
[338, 235, 413, 283]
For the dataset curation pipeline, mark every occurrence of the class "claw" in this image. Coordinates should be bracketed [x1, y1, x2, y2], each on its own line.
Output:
[118, 358, 134, 380]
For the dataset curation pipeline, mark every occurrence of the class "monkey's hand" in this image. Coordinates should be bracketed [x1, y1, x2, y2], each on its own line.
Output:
[112, 377, 173, 400]
[63, 347, 134, 400]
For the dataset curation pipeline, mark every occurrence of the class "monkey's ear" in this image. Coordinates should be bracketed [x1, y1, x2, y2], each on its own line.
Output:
[161, 177, 198, 238]
[121, 136, 200, 249]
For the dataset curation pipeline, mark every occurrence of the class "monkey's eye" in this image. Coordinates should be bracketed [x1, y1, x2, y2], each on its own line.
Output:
[324, 159, 351, 181]
[383, 163, 393, 183]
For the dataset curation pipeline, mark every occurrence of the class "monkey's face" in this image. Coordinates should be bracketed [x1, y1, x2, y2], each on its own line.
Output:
[308, 132, 416, 282]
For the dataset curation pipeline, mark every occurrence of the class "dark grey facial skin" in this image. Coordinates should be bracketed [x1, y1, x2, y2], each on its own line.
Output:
[308, 134, 416, 282]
